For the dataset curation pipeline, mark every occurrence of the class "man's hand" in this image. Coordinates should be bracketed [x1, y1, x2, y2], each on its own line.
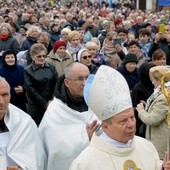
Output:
[86, 120, 99, 140]
[7, 166, 23, 170]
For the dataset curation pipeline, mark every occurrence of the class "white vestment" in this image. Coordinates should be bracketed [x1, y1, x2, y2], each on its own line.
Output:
[0, 104, 47, 170]
[39, 97, 99, 170]
[70, 133, 163, 170]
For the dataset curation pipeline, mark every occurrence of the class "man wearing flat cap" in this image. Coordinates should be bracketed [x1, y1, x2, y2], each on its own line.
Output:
[70, 65, 170, 170]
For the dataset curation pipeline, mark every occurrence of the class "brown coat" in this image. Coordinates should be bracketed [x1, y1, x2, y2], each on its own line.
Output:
[46, 50, 73, 78]
[138, 92, 168, 159]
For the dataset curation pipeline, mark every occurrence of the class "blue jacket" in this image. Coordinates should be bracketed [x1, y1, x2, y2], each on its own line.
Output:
[117, 65, 140, 90]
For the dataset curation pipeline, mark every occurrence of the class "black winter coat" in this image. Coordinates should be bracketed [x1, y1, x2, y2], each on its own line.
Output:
[0, 34, 20, 55]
[131, 62, 154, 137]
[117, 65, 140, 90]
[24, 62, 58, 125]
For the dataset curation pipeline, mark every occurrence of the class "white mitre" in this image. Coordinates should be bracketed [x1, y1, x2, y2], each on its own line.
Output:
[84, 65, 132, 121]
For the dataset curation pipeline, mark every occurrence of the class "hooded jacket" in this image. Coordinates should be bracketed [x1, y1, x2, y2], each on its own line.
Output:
[0, 50, 27, 111]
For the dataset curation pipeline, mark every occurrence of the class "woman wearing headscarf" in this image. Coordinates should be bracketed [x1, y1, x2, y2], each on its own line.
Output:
[0, 49, 27, 111]
[77, 48, 98, 74]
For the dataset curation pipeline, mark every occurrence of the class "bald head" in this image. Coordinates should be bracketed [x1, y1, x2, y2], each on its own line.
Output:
[64, 62, 89, 79]
[0, 76, 10, 120]
[64, 62, 90, 98]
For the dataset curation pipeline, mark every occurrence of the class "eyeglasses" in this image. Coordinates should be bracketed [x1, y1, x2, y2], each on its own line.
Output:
[67, 76, 88, 82]
[82, 55, 92, 60]
[36, 55, 46, 59]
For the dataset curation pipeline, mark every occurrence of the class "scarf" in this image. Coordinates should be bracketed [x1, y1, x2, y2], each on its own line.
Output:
[102, 40, 117, 58]
[67, 42, 82, 54]
[0, 34, 9, 41]
[145, 86, 162, 111]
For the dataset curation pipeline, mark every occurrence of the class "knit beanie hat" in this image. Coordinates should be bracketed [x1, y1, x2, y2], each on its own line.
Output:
[19, 25, 27, 31]
[114, 18, 122, 26]
[53, 41, 66, 53]
[123, 53, 138, 65]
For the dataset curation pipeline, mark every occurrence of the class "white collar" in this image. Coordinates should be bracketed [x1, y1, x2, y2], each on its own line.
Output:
[100, 132, 133, 148]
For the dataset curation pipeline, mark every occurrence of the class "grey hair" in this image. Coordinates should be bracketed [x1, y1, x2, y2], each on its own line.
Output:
[64, 62, 88, 78]
[0, 76, 10, 89]
[26, 25, 42, 36]
[30, 43, 47, 58]
[85, 41, 99, 52]
[64, 62, 77, 78]
[0, 23, 12, 32]
[0, 76, 7, 82]
[103, 116, 113, 124]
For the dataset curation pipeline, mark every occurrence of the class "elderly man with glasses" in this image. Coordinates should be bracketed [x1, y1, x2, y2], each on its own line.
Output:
[39, 62, 99, 170]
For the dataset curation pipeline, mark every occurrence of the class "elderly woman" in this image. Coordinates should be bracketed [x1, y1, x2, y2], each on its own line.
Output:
[24, 43, 58, 125]
[117, 53, 140, 90]
[59, 27, 71, 44]
[85, 41, 106, 67]
[136, 66, 169, 159]
[21, 25, 41, 51]
[46, 40, 73, 77]
[0, 23, 20, 57]
[0, 49, 27, 112]
[67, 30, 84, 61]
[77, 48, 98, 74]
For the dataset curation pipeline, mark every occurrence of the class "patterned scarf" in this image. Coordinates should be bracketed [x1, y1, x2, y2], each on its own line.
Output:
[145, 86, 162, 111]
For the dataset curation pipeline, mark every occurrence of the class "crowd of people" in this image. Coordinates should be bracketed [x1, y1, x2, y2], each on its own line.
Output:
[1, 0, 170, 169]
